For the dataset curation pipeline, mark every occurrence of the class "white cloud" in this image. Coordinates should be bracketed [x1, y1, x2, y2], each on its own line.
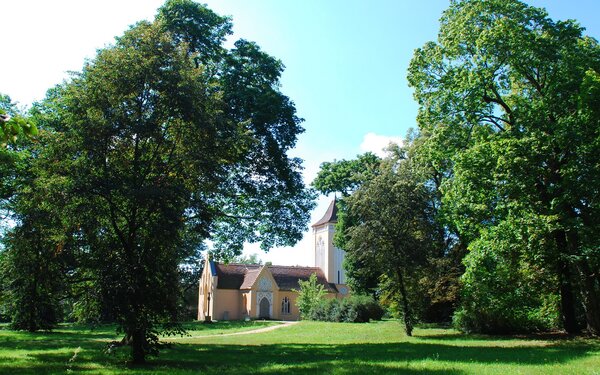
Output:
[359, 132, 403, 157]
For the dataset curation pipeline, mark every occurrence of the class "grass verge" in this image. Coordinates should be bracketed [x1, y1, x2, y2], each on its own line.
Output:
[0, 320, 597, 374]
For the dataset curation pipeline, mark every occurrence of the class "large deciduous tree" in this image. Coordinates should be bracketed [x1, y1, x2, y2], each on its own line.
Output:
[408, 0, 600, 334]
[30, 0, 314, 363]
[314, 146, 462, 323]
[339, 152, 437, 336]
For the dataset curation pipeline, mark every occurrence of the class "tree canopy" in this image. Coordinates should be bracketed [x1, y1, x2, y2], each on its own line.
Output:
[340, 153, 437, 336]
[0, 95, 37, 147]
[408, 0, 600, 334]
[1, 0, 315, 363]
[312, 152, 380, 197]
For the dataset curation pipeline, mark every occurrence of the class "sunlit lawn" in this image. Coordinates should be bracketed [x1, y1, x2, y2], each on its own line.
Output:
[0, 320, 598, 374]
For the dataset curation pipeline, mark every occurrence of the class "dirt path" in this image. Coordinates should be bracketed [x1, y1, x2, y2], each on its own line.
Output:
[169, 321, 299, 340]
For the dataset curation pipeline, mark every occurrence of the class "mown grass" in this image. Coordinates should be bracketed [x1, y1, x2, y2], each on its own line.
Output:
[0, 320, 598, 374]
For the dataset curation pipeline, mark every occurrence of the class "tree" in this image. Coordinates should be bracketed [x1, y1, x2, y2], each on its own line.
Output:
[408, 0, 600, 334]
[0, 95, 34, 212]
[294, 273, 326, 319]
[312, 153, 382, 296]
[0, 95, 68, 330]
[314, 145, 462, 323]
[341, 153, 437, 336]
[0, 201, 67, 331]
[312, 152, 380, 198]
[228, 253, 263, 265]
[0, 94, 37, 147]
[32, 0, 314, 363]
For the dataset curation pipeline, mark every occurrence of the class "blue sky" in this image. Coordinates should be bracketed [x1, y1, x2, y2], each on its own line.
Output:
[1, 0, 599, 265]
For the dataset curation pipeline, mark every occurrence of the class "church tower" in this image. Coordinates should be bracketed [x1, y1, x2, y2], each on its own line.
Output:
[312, 199, 346, 285]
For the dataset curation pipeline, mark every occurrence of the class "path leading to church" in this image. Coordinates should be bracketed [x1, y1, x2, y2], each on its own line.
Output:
[170, 321, 299, 340]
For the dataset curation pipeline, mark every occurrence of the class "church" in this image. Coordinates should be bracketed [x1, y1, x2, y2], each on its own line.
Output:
[197, 199, 349, 321]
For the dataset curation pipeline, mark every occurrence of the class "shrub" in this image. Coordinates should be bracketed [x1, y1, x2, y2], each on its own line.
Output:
[294, 273, 326, 320]
[307, 295, 384, 323]
[453, 223, 561, 334]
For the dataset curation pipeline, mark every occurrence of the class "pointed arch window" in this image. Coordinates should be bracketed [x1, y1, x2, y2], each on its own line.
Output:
[281, 297, 291, 314]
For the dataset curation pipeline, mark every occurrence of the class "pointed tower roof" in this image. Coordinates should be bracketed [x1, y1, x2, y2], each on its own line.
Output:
[312, 198, 338, 227]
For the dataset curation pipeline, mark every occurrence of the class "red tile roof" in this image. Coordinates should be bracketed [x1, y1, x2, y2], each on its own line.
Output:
[269, 265, 337, 292]
[213, 262, 337, 293]
[239, 267, 263, 289]
[215, 263, 261, 289]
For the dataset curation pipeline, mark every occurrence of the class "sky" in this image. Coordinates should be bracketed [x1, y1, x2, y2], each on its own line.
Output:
[1, 0, 599, 266]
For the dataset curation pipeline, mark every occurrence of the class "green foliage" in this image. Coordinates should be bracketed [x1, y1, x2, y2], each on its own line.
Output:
[340, 152, 438, 336]
[0, 94, 37, 147]
[454, 216, 560, 333]
[0, 205, 67, 331]
[312, 152, 380, 197]
[408, 0, 600, 334]
[227, 253, 263, 265]
[312, 154, 383, 296]
[294, 273, 325, 320]
[0, 118, 69, 331]
[307, 295, 385, 323]
[314, 143, 463, 324]
[1, 0, 314, 363]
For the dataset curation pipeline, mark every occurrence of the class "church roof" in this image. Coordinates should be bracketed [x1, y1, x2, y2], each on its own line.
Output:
[215, 263, 261, 289]
[213, 262, 337, 292]
[269, 266, 337, 292]
[311, 198, 338, 227]
[239, 266, 263, 289]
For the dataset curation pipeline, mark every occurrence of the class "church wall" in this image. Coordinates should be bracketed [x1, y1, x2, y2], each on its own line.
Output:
[334, 247, 346, 284]
[315, 223, 347, 285]
[327, 224, 335, 283]
[241, 291, 251, 318]
[247, 291, 256, 318]
[275, 290, 301, 321]
[314, 224, 333, 282]
[212, 289, 241, 321]
[197, 261, 214, 320]
[198, 292, 205, 320]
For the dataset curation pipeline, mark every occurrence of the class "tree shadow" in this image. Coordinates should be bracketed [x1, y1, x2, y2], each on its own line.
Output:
[155, 340, 598, 370]
[0, 331, 598, 374]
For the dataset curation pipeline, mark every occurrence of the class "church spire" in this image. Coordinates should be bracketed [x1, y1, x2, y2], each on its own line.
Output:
[311, 198, 338, 227]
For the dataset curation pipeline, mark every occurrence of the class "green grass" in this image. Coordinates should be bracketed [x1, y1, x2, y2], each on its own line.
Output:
[176, 320, 279, 337]
[0, 320, 598, 374]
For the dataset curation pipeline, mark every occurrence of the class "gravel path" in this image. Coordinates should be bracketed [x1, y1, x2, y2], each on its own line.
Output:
[169, 321, 299, 340]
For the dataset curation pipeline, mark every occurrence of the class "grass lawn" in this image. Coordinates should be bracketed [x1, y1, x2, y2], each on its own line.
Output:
[0, 320, 598, 374]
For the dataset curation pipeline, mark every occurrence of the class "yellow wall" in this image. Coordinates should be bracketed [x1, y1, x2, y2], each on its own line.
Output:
[212, 289, 241, 321]
[197, 261, 213, 321]
[241, 291, 251, 318]
[274, 290, 301, 321]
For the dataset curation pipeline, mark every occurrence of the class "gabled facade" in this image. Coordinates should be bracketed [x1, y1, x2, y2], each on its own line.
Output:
[198, 199, 349, 321]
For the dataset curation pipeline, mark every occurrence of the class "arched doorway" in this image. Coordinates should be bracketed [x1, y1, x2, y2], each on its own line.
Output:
[259, 297, 270, 319]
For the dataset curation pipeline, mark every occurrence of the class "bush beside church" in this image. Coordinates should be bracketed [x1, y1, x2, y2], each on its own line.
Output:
[306, 295, 385, 323]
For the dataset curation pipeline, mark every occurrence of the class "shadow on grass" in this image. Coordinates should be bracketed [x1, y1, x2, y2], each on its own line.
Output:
[415, 331, 600, 344]
[1, 337, 598, 374]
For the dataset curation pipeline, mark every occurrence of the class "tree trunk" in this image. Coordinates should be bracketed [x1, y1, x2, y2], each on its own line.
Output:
[130, 329, 146, 365]
[558, 258, 580, 334]
[555, 230, 580, 334]
[563, 229, 600, 336]
[397, 269, 413, 336]
[577, 260, 600, 335]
